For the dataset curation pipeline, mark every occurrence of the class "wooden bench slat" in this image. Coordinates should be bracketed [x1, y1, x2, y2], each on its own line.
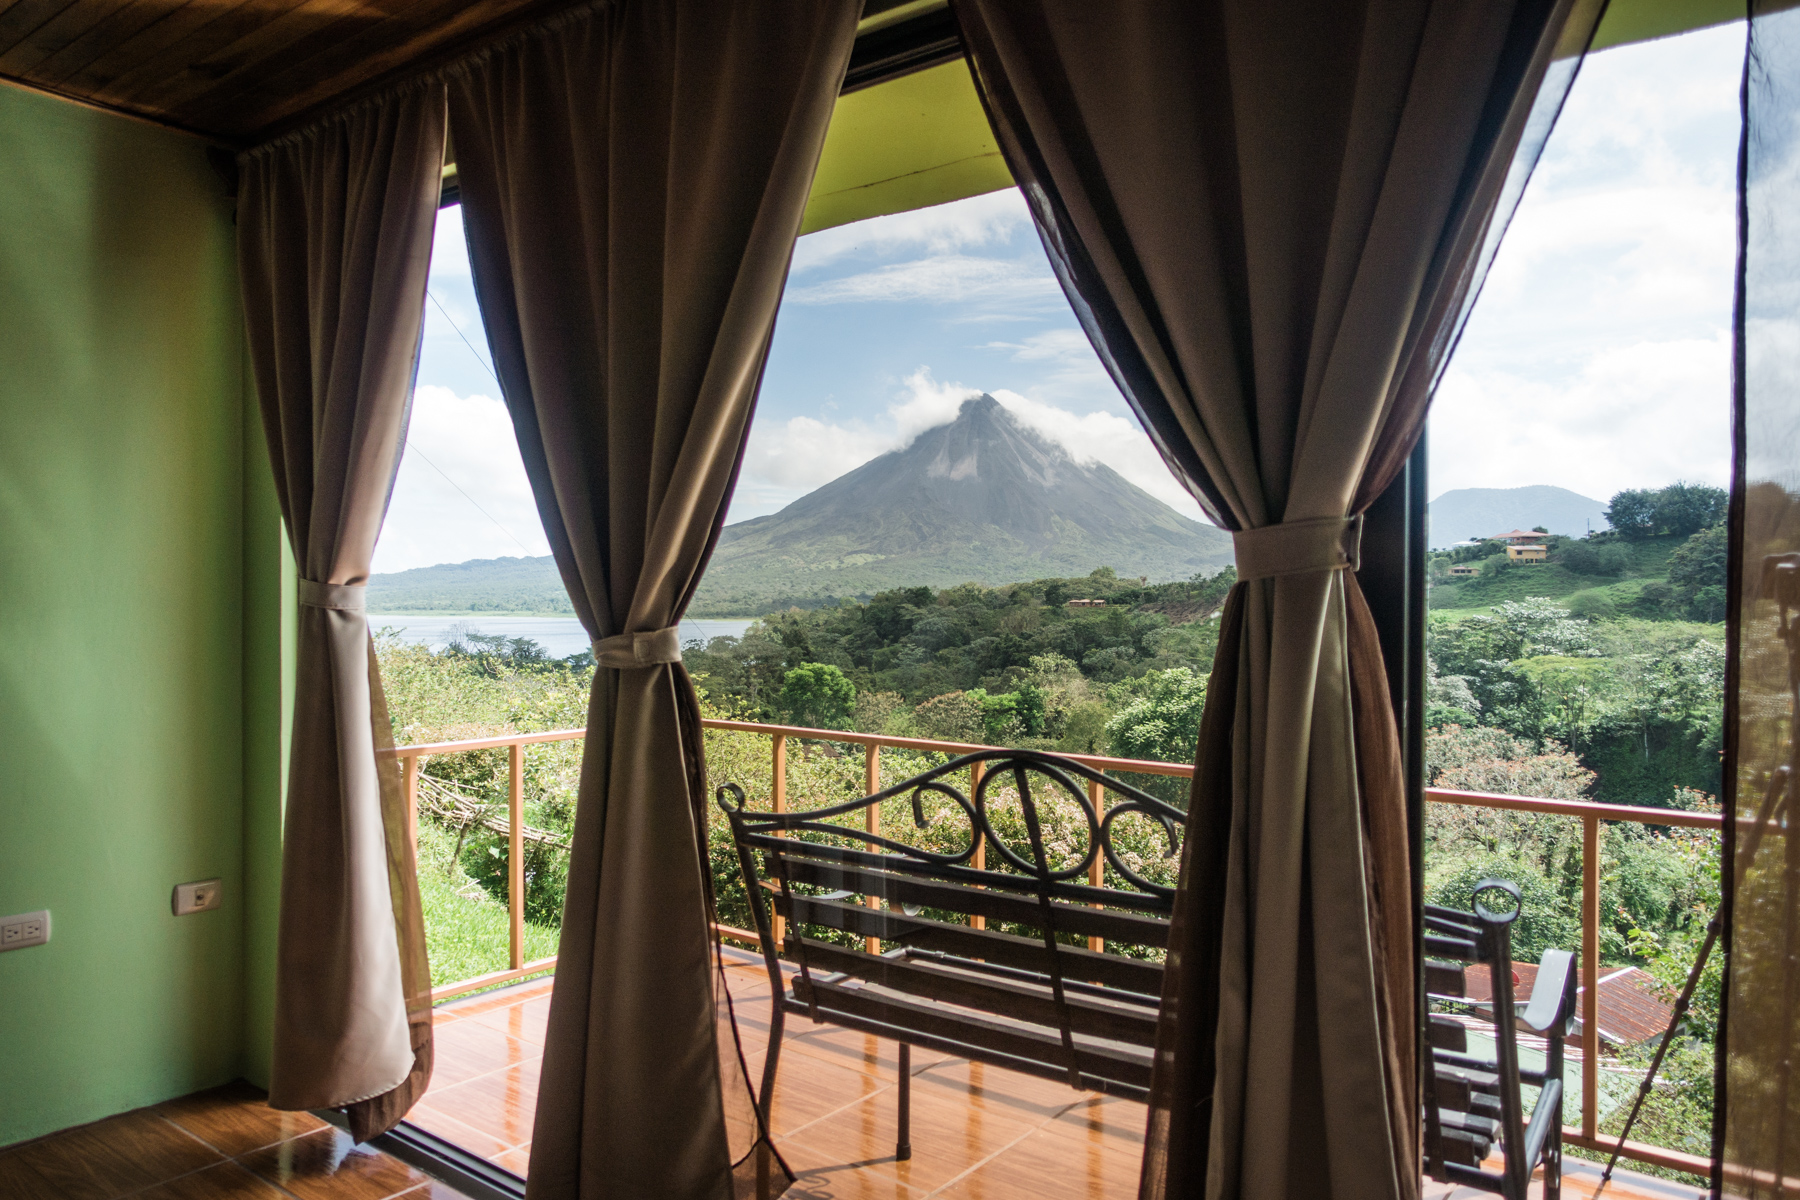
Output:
[780, 895, 1166, 995]
[791, 938, 1160, 1046]
[1425, 960, 1466, 997]
[773, 854, 1171, 949]
[1429, 1015, 1469, 1053]
[790, 974, 1152, 1091]
[740, 831, 1174, 914]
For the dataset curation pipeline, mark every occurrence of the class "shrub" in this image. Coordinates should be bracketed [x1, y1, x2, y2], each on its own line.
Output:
[1426, 853, 1581, 965]
[780, 662, 856, 729]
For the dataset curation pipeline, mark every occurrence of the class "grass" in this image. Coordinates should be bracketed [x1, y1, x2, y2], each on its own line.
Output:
[416, 820, 562, 990]
[1429, 535, 1688, 614]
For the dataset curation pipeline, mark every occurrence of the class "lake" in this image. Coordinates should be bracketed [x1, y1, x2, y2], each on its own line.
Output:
[369, 614, 757, 658]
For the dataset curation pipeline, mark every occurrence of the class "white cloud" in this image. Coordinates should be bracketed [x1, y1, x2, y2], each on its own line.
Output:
[784, 253, 1061, 308]
[374, 386, 551, 574]
[1431, 23, 1740, 504]
[1431, 333, 1731, 500]
[428, 205, 469, 279]
[791, 190, 1033, 275]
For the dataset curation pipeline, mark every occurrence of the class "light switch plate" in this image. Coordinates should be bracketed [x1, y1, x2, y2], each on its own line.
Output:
[0, 910, 50, 951]
[173, 879, 222, 916]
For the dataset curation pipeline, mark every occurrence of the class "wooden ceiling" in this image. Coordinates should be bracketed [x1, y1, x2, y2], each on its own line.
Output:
[0, 0, 582, 143]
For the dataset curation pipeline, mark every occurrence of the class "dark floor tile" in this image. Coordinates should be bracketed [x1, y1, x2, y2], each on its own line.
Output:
[133, 1160, 291, 1200]
[0, 1148, 63, 1200]
[235, 1125, 431, 1200]
[11, 1109, 222, 1200]
[156, 1080, 328, 1157]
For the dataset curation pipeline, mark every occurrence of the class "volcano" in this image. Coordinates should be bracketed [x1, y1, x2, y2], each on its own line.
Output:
[690, 394, 1233, 612]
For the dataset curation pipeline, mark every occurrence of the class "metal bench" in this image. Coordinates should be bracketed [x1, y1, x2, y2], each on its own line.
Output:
[717, 748, 1183, 1161]
[1423, 880, 1580, 1200]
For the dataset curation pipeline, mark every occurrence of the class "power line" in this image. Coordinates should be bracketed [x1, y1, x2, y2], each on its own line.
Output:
[403, 437, 540, 559]
[427, 288, 502, 388]
[413, 287, 537, 558]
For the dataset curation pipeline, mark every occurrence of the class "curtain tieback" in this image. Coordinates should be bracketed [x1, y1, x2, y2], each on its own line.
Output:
[297, 579, 368, 612]
[593, 627, 682, 668]
[1231, 514, 1363, 581]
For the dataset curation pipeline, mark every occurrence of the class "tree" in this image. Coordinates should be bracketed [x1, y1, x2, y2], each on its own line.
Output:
[1606, 489, 1658, 539]
[779, 663, 855, 729]
[1652, 482, 1728, 537]
[1104, 668, 1208, 764]
[1667, 524, 1729, 621]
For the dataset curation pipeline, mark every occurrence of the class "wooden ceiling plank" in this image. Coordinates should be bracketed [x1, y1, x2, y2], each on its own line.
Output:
[0, 0, 84, 59]
[87, 0, 313, 107]
[155, 0, 440, 116]
[57, 0, 256, 98]
[0, 0, 143, 77]
[30, 0, 211, 89]
[180, 0, 478, 125]
[222, 0, 549, 135]
[122, 0, 395, 112]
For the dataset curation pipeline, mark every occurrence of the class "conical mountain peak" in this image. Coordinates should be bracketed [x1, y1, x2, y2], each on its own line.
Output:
[694, 393, 1232, 609]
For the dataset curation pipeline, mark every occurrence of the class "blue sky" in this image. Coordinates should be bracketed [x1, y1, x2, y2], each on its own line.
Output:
[373, 23, 1743, 574]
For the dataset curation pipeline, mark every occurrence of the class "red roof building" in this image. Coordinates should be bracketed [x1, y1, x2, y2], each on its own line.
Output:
[1463, 962, 1674, 1046]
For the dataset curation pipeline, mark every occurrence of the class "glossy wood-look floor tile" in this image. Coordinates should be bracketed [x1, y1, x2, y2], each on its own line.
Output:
[158, 1079, 331, 1156]
[782, 1082, 1044, 1195]
[133, 1160, 293, 1200]
[404, 1102, 515, 1158]
[236, 1125, 434, 1200]
[427, 1020, 538, 1089]
[467, 995, 551, 1045]
[418, 1059, 541, 1148]
[10, 1108, 224, 1200]
[766, 1051, 894, 1137]
[411, 962, 1690, 1200]
[934, 1124, 1142, 1200]
[0, 1147, 65, 1200]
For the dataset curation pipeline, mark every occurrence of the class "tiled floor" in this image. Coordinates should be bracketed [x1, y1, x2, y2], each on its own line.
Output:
[417, 955, 1695, 1200]
[0, 1081, 470, 1200]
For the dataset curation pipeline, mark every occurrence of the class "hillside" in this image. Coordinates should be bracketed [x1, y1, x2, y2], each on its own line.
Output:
[367, 555, 570, 614]
[690, 394, 1234, 614]
[1428, 485, 1608, 548]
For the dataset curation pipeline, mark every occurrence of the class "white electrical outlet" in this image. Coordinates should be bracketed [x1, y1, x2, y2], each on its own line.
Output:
[172, 879, 222, 916]
[0, 910, 50, 952]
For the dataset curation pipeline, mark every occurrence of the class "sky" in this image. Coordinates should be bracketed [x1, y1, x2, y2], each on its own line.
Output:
[372, 22, 1744, 575]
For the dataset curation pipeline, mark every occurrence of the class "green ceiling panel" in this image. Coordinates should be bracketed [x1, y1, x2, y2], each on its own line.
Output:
[800, 58, 1013, 236]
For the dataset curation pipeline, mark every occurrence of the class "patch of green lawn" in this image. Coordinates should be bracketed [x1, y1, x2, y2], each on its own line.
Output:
[416, 821, 562, 991]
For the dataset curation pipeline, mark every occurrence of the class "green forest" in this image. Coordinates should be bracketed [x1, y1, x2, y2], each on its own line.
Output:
[383, 481, 1727, 1170]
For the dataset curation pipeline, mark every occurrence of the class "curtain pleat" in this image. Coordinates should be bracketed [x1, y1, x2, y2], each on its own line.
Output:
[949, 2, 1604, 1196]
[237, 82, 447, 1140]
[443, 4, 857, 1197]
[1723, 3, 1800, 1188]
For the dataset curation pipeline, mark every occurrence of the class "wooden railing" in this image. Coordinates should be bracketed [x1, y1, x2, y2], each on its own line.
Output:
[391, 720, 1723, 1177]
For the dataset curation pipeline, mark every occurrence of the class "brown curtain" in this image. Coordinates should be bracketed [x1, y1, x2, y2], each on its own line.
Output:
[444, 3, 856, 1196]
[950, 2, 1604, 1196]
[237, 82, 446, 1141]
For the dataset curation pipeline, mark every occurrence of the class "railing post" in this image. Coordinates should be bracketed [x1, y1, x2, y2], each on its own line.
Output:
[970, 760, 986, 930]
[402, 753, 420, 854]
[1088, 777, 1106, 953]
[1582, 812, 1601, 1140]
[509, 741, 525, 972]
[866, 742, 882, 954]
[771, 733, 786, 947]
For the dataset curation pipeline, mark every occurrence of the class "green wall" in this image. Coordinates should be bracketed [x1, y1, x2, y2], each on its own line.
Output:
[0, 83, 284, 1144]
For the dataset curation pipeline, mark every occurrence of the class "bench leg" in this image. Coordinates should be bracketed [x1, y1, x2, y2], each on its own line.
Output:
[896, 1043, 912, 1162]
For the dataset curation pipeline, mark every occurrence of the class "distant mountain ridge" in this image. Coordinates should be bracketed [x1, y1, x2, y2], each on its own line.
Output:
[1428, 485, 1609, 549]
[690, 394, 1233, 613]
[367, 554, 570, 614]
[369, 394, 1235, 615]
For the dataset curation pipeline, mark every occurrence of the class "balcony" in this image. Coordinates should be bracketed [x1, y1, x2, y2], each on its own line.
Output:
[390, 720, 1723, 1195]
